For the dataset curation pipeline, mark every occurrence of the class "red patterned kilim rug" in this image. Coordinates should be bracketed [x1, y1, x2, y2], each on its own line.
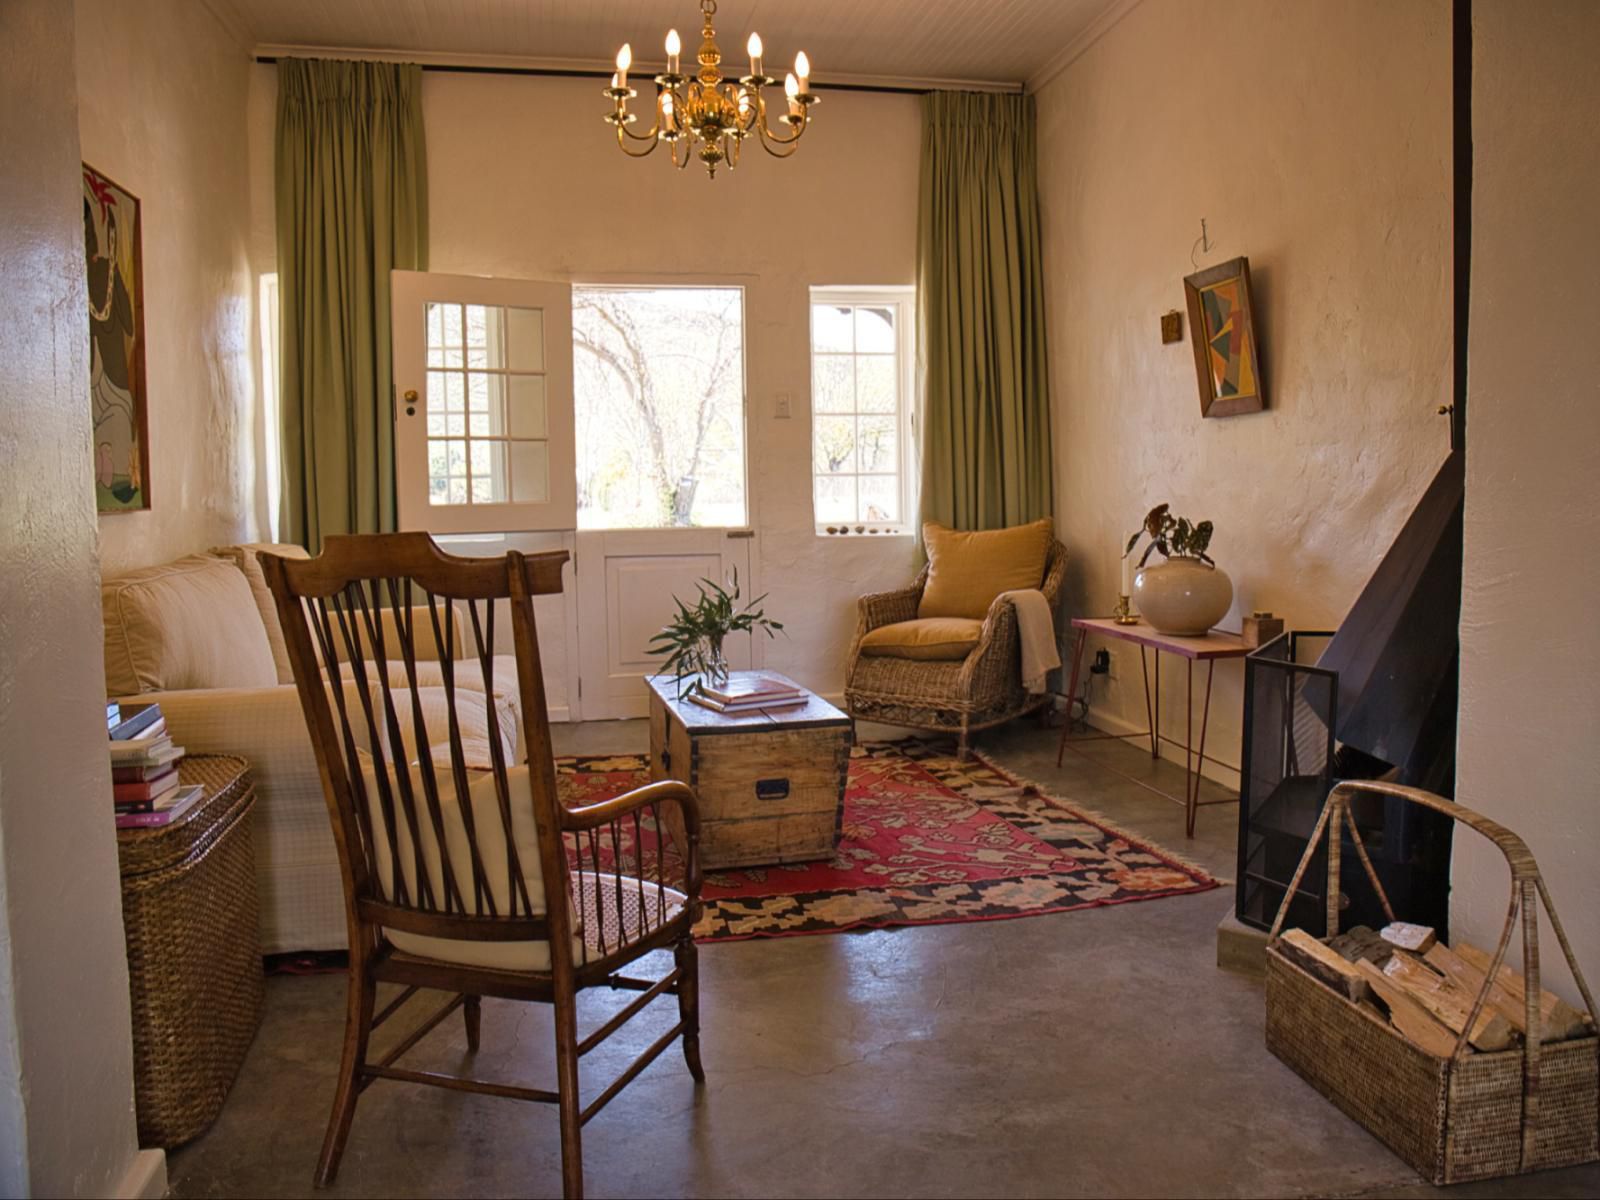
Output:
[556, 738, 1221, 942]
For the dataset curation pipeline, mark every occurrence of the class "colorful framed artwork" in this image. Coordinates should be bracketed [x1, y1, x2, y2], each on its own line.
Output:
[1183, 256, 1265, 418]
[83, 163, 150, 512]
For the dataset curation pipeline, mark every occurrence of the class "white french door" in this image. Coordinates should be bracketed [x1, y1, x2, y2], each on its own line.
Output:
[391, 273, 755, 723]
[576, 529, 755, 720]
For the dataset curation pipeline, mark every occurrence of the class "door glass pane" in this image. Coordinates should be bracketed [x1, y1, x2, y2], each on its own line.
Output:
[573, 286, 746, 528]
[423, 298, 550, 509]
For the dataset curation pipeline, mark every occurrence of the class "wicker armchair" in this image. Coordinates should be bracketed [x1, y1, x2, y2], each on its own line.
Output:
[845, 538, 1067, 757]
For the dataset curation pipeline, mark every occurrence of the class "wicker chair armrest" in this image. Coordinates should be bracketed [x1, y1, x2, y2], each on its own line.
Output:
[856, 576, 926, 633]
[959, 595, 1023, 694]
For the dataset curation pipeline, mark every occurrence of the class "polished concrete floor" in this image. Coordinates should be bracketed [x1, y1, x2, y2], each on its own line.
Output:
[167, 719, 1599, 1199]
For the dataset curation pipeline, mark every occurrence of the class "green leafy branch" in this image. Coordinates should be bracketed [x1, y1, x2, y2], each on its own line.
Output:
[646, 569, 786, 690]
[1124, 502, 1216, 567]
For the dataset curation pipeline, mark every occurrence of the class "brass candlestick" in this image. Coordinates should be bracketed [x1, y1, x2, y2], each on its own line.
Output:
[1113, 594, 1140, 625]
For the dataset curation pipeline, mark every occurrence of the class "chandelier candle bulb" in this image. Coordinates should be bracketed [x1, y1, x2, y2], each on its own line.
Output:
[665, 28, 681, 74]
[747, 32, 763, 77]
[785, 72, 802, 118]
[795, 50, 811, 92]
[616, 43, 631, 89]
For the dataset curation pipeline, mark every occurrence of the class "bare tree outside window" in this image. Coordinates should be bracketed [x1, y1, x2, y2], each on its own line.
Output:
[573, 287, 747, 528]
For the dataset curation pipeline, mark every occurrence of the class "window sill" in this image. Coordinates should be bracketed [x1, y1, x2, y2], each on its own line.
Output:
[816, 526, 913, 539]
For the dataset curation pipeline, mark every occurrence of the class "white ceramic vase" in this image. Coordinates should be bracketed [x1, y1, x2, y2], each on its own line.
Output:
[1133, 557, 1233, 636]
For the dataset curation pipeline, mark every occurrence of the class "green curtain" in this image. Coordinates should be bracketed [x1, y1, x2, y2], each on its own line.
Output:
[276, 58, 428, 549]
[917, 91, 1053, 533]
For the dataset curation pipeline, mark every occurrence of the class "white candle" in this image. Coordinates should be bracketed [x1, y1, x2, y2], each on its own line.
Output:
[747, 32, 763, 78]
[615, 43, 632, 89]
[785, 72, 802, 118]
[665, 29, 681, 75]
[795, 50, 811, 93]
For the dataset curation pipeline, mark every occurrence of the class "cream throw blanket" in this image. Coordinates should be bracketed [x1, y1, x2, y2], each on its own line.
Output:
[998, 589, 1060, 694]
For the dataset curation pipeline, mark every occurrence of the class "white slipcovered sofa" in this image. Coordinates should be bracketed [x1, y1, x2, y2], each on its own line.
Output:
[101, 543, 523, 953]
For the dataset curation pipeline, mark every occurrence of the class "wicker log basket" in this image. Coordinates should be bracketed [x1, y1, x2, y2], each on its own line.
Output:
[1264, 780, 1598, 1185]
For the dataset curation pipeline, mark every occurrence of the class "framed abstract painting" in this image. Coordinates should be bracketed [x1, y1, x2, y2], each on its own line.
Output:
[84, 163, 150, 512]
[1183, 256, 1264, 418]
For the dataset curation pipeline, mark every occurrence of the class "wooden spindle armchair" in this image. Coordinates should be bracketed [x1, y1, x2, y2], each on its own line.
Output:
[262, 533, 703, 1200]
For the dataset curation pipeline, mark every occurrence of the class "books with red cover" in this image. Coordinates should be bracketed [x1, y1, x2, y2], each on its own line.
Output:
[112, 762, 177, 783]
[113, 769, 180, 804]
[116, 785, 204, 829]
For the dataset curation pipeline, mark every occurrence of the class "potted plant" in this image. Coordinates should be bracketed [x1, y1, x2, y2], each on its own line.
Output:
[648, 570, 784, 691]
[1124, 503, 1234, 636]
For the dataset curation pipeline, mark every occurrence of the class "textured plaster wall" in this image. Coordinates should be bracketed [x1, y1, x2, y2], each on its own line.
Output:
[0, 0, 146, 1194]
[1034, 0, 1452, 783]
[1452, 0, 1600, 1007]
[78, 0, 257, 574]
[247, 69, 923, 698]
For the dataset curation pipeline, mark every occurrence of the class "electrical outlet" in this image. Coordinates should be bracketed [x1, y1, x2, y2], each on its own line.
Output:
[1090, 649, 1111, 675]
[774, 392, 792, 419]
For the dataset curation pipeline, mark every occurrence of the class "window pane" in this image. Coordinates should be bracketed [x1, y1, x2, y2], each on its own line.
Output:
[509, 441, 549, 503]
[854, 306, 896, 353]
[856, 356, 897, 413]
[505, 307, 545, 371]
[812, 355, 855, 414]
[811, 304, 853, 353]
[857, 415, 897, 473]
[507, 375, 548, 438]
[859, 474, 900, 523]
[813, 415, 856, 474]
[814, 474, 856, 523]
[574, 287, 745, 528]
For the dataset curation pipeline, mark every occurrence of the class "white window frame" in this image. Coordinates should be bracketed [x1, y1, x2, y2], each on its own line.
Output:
[808, 286, 917, 535]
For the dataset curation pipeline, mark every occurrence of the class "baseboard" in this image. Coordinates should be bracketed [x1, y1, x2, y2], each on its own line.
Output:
[1075, 707, 1240, 791]
[115, 1148, 167, 1199]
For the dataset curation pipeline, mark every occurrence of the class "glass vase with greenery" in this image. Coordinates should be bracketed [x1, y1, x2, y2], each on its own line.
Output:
[648, 570, 784, 692]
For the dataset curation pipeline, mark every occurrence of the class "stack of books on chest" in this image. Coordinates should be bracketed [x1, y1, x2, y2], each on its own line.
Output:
[108, 701, 202, 828]
[686, 674, 809, 716]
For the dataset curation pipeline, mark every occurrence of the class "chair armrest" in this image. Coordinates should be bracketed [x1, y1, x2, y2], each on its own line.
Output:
[116, 685, 322, 811]
[856, 580, 924, 633]
[960, 594, 1023, 689]
[564, 780, 702, 899]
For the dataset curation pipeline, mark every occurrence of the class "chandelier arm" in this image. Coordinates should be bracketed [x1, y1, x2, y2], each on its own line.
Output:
[614, 122, 662, 157]
[757, 131, 805, 159]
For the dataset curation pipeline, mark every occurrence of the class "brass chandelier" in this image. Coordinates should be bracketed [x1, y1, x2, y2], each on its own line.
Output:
[604, 0, 818, 178]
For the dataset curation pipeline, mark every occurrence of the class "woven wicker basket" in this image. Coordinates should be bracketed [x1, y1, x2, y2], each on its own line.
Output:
[118, 755, 263, 1148]
[1264, 780, 1599, 1185]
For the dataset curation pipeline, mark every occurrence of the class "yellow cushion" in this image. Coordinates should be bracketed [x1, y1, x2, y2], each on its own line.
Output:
[919, 519, 1054, 620]
[102, 554, 278, 696]
[211, 542, 311, 684]
[860, 617, 983, 661]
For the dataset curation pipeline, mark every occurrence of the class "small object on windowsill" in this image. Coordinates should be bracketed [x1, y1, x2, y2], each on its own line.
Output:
[1112, 594, 1139, 625]
[1241, 610, 1285, 649]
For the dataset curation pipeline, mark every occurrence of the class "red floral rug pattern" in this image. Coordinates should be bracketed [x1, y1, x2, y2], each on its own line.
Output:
[556, 738, 1220, 942]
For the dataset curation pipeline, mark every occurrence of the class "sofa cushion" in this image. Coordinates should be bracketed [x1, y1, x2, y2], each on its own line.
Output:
[860, 617, 983, 662]
[211, 542, 310, 685]
[102, 554, 278, 696]
[919, 518, 1053, 621]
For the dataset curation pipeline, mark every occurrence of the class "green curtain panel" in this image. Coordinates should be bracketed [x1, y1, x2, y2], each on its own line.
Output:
[917, 91, 1053, 534]
[276, 58, 428, 549]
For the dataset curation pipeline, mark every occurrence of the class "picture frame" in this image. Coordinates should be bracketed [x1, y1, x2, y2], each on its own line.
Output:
[1183, 256, 1265, 418]
[83, 163, 151, 512]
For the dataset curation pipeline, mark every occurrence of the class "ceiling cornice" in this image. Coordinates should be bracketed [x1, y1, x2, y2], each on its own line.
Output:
[1025, 0, 1144, 94]
[251, 43, 1025, 95]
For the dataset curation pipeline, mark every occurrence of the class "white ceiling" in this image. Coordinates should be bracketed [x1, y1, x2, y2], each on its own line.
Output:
[203, 0, 1129, 91]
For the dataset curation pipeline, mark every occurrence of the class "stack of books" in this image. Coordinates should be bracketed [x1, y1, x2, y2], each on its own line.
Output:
[686, 674, 809, 716]
[108, 701, 202, 828]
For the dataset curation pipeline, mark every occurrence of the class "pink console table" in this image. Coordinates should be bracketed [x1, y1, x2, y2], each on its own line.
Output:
[1055, 617, 1250, 837]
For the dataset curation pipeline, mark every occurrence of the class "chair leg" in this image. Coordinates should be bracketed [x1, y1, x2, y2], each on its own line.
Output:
[957, 721, 972, 761]
[675, 933, 706, 1083]
[314, 967, 375, 1188]
[553, 989, 584, 1200]
[463, 994, 481, 1053]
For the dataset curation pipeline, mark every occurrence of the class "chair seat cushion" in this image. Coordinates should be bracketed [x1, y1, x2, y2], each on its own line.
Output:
[859, 617, 983, 661]
[919, 518, 1054, 620]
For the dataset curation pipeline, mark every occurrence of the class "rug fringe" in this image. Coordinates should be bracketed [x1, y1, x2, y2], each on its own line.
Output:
[968, 750, 1231, 885]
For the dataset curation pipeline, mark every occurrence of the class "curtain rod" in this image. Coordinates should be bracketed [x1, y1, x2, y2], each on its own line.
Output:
[251, 56, 949, 95]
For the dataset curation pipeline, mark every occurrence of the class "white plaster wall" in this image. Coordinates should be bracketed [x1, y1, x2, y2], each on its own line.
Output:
[0, 0, 147, 1193]
[1452, 0, 1600, 1008]
[78, 0, 257, 574]
[1034, 0, 1452, 783]
[247, 69, 923, 700]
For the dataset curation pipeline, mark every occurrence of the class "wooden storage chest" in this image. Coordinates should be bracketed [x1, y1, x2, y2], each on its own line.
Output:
[646, 673, 852, 870]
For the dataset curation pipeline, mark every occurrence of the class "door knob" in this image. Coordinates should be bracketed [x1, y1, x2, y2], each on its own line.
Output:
[403, 389, 418, 417]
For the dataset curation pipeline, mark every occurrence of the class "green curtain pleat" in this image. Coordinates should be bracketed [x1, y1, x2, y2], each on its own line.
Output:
[917, 91, 1053, 533]
[276, 58, 428, 549]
